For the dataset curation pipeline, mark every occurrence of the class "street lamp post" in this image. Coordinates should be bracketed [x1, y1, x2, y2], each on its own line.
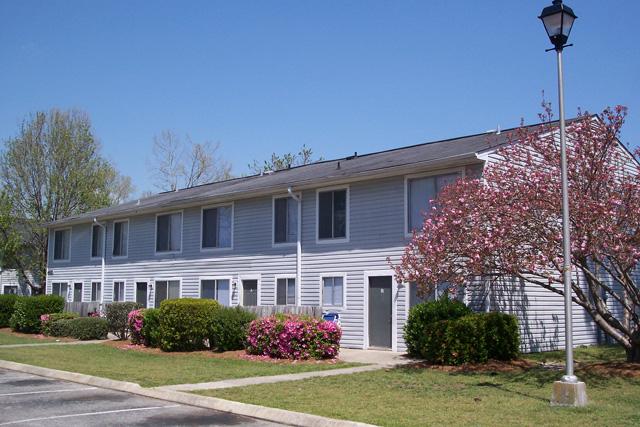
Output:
[539, 0, 587, 407]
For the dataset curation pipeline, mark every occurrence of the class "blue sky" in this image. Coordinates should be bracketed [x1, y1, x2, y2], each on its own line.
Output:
[1, 1, 638, 196]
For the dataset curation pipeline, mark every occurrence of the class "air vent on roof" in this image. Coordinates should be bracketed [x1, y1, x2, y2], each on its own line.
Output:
[346, 152, 358, 160]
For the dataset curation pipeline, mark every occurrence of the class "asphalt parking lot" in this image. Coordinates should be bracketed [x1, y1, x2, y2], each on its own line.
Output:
[0, 368, 281, 426]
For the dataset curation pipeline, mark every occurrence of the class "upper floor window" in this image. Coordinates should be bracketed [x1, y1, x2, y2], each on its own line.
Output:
[91, 224, 104, 259]
[276, 277, 296, 305]
[202, 205, 232, 249]
[156, 212, 182, 253]
[200, 278, 230, 306]
[113, 220, 129, 257]
[53, 228, 70, 261]
[274, 196, 298, 244]
[407, 172, 460, 233]
[317, 188, 348, 241]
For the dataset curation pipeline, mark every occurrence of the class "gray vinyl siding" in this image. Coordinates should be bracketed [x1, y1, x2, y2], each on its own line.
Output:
[46, 160, 618, 353]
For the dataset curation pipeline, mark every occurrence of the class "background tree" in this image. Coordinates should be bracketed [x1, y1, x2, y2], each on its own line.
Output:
[248, 144, 322, 174]
[394, 106, 640, 362]
[0, 109, 132, 293]
[150, 130, 232, 192]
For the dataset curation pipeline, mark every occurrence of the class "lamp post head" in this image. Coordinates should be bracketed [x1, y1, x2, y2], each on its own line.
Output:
[539, 0, 577, 51]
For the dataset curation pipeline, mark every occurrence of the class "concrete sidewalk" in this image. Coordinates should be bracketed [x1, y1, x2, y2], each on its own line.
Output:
[338, 348, 415, 367]
[157, 364, 382, 392]
[0, 340, 107, 349]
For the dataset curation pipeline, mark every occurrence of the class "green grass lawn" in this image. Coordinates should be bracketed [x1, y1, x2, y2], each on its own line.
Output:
[0, 329, 59, 345]
[197, 346, 640, 427]
[0, 343, 358, 387]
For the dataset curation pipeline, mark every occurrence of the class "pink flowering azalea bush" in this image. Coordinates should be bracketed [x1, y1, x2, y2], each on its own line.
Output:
[127, 309, 145, 345]
[246, 315, 341, 360]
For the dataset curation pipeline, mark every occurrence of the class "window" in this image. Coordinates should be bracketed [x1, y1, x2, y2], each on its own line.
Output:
[53, 228, 70, 261]
[51, 282, 68, 299]
[318, 188, 347, 240]
[201, 205, 232, 249]
[200, 279, 230, 306]
[322, 276, 344, 307]
[113, 220, 129, 257]
[407, 172, 460, 232]
[91, 282, 101, 301]
[276, 277, 296, 305]
[409, 282, 436, 308]
[3, 286, 18, 295]
[91, 224, 104, 258]
[156, 212, 182, 253]
[113, 281, 125, 302]
[154, 280, 180, 308]
[274, 197, 298, 244]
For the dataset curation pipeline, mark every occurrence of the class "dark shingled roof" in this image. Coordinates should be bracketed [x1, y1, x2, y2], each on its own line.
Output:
[49, 118, 578, 226]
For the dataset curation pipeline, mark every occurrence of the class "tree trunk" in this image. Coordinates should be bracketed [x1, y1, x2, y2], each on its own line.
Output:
[627, 343, 640, 363]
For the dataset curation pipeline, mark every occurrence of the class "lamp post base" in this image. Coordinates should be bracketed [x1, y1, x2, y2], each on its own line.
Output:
[550, 380, 588, 407]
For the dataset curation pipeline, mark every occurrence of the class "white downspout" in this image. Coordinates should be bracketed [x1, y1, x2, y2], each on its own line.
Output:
[93, 218, 106, 310]
[288, 187, 302, 306]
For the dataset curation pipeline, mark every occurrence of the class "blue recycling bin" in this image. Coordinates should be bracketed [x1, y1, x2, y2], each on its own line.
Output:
[322, 312, 341, 326]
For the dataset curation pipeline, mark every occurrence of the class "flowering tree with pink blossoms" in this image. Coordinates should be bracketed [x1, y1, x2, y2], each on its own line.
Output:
[394, 106, 640, 362]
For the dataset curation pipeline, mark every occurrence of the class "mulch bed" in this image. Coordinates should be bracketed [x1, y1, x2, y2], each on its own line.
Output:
[0, 327, 76, 342]
[402, 357, 640, 378]
[104, 339, 341, 365]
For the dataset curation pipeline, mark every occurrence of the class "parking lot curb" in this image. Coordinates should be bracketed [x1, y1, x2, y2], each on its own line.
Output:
[0, 359, 376, 427]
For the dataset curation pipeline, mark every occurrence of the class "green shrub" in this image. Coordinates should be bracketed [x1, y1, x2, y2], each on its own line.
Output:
[0, 294, 18, 328]
[9, 295, 65, 333]
[49, 317, 108, 340]
[405, 308, 520, 365]
[141, 308, 161, 347]
[483, 312, 520, 360]
[158, 298, 220, 352]
[41, 312, 79, 335]
[209, 307, 257, 351]
[106, 302, 141, 339]
[404, 298, 472, 357]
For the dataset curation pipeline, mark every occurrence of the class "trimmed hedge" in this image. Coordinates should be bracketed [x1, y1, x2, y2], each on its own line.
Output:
[404, 298, 472, 357]
[106, 302, 142, 339]
[48, 317, 108, 340]
[404, 299, 520, 365]
[142, 308, 161, 347]
[208, 307, 257, 351]
[41, 312, 79, 335]
[158, 298, 221, 352]
[9, 295, 65, 333]
[0, 294, 18, 328]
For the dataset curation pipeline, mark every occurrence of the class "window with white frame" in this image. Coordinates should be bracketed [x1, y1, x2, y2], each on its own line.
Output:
[407, 172, 460, 233]
[53, 229, 70, 261]
[409, 282, 436, 308]
[156, 212, 182, 253]
[91, 224, 104, 258]
[322, 276, 344, 307]
[3, 286, 18, 295]
[274, 196, 298, 244]
[113, 281, 125, 302]
[154, 280, 180, 308]
[113, 220, 129, 257]
[200, 279, 230, 306]
[91, 282, 101, 301]
[276, 277, 296, 305]
[201, 206, 232, 249]
[51, 282, 68, 299]
[318, 189, 347, 240]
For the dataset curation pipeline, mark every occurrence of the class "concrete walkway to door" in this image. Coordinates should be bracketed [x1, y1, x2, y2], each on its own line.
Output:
[338, 348, 416, 367]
